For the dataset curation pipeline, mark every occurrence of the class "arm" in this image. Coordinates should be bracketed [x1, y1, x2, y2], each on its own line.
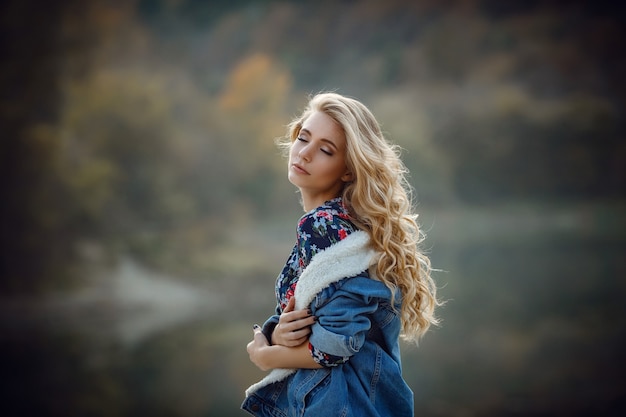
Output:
[308, 277, 383, 366]
[247, 326, 322, 371]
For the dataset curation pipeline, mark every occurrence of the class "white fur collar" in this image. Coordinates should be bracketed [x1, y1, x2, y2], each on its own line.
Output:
[294, 230, 376, 309]
[245, 230, 376, 397]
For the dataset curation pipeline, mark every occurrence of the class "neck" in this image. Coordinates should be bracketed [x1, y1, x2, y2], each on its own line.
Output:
[299, 186, 344, 212]
[301, 193, 340, 212]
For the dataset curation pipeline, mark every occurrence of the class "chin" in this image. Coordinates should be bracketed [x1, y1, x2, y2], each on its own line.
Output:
[287, 173, 300, 187]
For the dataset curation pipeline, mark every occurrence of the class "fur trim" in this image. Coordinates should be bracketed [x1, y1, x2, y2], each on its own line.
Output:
[245, 230, 376, 397]
[245, 368, 294, 397]
[294, 230, 376, 309]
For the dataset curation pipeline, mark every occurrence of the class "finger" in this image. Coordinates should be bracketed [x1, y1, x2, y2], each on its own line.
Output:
[293, 336, 310, 346]
[284, 296, 296, 313]
[286, 333, 311, 347]
[280, 325, 312, 343]
[286, 314, 317, 329]
[290, 327, 312, 339]
[279, 331, 309, 346]
[253, 330, 269, 346]
[282, 337, 307, 347]
[297, 315, 317, 326]
[280, 308, 313, 326]
[252, 323, 261, 334]
[279, 314, 316, 334]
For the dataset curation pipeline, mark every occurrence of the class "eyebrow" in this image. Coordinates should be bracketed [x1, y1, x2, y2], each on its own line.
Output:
[300, 128, 339, 150]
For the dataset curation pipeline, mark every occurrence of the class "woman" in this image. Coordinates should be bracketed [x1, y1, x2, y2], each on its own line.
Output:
[242, 92, 439, 416]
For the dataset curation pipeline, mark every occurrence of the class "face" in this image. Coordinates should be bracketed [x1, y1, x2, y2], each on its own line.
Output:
[288, 111, 352, 210]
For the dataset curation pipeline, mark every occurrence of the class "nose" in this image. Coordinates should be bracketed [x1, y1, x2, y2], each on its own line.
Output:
[298, 143, 312, 162]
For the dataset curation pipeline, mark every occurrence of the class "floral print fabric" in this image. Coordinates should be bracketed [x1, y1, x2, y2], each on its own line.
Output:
[275, 197, 359, 366]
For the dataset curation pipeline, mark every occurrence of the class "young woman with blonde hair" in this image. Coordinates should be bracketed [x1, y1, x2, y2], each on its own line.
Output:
[242, 92, 439, 417]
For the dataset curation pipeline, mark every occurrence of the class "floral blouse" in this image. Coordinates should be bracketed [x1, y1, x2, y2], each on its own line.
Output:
[275, 197, 360, 366]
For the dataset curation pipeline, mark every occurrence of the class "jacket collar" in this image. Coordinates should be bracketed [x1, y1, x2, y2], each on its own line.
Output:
[294, 230, 376, 310]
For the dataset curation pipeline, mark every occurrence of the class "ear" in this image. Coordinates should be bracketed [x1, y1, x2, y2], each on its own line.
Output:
[341, 171, 353, 182]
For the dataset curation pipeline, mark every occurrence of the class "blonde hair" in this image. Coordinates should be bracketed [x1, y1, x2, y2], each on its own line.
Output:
[281, 92, 440, 341]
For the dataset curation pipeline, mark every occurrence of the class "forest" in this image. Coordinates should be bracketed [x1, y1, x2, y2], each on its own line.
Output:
[1, 0, 624, 416]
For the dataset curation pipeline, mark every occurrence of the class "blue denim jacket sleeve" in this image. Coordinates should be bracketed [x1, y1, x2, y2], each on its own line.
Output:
[309, 276, 390, 359]
[261, 312, 280, 344]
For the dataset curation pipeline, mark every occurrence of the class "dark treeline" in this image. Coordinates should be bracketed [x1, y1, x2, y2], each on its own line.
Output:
[1, 0, 624, 293]
[1, 1, 95, 293]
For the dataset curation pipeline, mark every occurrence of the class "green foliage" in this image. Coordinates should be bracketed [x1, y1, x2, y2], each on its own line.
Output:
[3, 0, 624, 285]
[437, 93, 623, 202]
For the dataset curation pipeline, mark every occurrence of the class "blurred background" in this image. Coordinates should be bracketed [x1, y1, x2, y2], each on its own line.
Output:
[1, 0, 624, 416]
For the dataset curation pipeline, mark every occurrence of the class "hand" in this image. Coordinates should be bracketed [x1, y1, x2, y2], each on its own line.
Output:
[247, 324, 271, 371]
[246, 323, 322, 371]
[271, 296, 316, 347]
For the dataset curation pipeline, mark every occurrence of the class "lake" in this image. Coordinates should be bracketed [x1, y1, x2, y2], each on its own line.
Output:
[1, 202, 624, 416]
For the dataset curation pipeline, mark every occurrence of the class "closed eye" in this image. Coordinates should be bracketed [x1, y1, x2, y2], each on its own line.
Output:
[297, 137, 333, 156]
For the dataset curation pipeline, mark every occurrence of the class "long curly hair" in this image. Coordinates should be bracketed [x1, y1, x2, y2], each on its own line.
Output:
[280, 92, 440, 341]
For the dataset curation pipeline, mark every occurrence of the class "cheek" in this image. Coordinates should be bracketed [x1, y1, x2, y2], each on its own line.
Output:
[289, 141, 301, 156]
[322, 162, 347, 180]
[287, 145, 297, 161]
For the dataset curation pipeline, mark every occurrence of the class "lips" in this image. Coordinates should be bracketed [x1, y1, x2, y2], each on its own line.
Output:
[291, 163, 309, 175]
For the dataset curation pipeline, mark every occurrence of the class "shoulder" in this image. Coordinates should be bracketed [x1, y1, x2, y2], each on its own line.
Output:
[308, 273, 394, 311]
[293, 230, 378, 309]
[330, 276, 393, 303]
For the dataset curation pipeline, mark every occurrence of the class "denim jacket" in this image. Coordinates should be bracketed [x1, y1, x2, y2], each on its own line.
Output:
[241, 231, 414, 417]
